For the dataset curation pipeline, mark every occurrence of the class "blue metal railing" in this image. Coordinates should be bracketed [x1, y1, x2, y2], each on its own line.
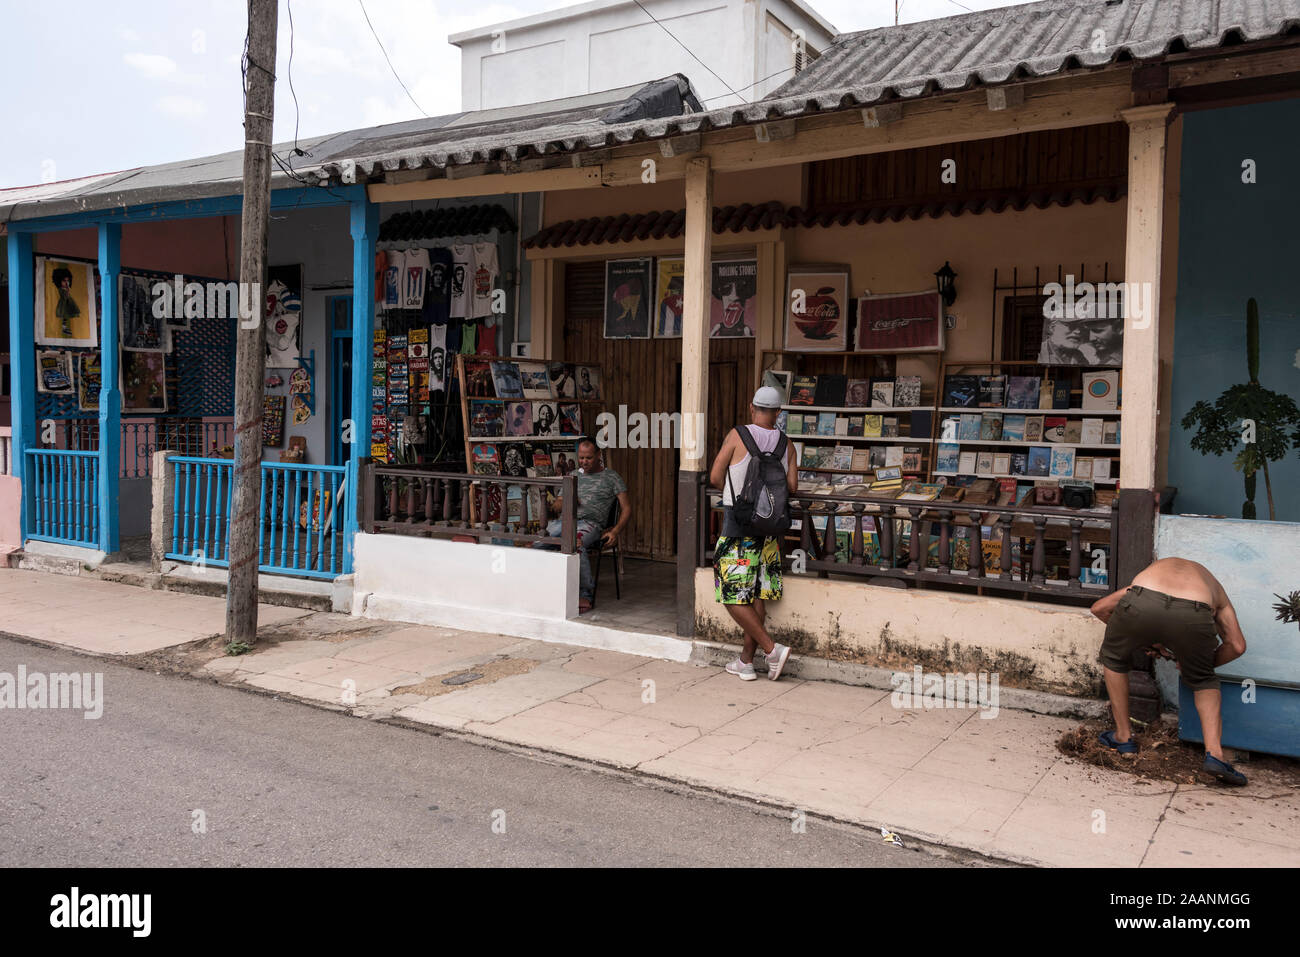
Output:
[25, 449, 100, 547]
[167, 457, 347, 580]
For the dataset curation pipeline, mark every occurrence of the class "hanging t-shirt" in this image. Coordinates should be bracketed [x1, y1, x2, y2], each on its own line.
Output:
[374, 250, 388, 305]
[449, 244, 474, 319]
[476, 323, 498, 356]
[383, 250, 405, 310]
[471, 242, 499, 320]
[402, 248, 430, 309]
[421, 247, 453, 325]
[459, 322, 476, 355]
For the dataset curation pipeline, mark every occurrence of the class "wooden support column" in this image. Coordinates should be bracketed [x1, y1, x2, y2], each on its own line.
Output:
[1116, 103, 1174, 586]
[97, 222, 122, 554]
[677, 156, 712, 637]
[7, 232, 35, 543]
[345, 198, 379, 574]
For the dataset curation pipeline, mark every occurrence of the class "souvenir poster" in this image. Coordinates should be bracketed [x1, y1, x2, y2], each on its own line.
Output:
[500, 443, 529, 478]
[574, 365, 601, 401]
[532, 401, 560, 437]
[265, 265, 304, 367]
[854, 290, 943, 353]
[463, 359, 494, 398]
[119, 274, 167, 352]
[291, 394, 311, 425]
[518, 361, 554, 400]
[549, 362, 576, 398]
[261, 395, 286, 446]
[604, 259, 653, 339]
[35, 257, 98, 347]
[289, 367, 311, 394]
[36, 350, 75, 394]
[710, 259, 757, 338]
[559, 403, 582, 436]
[121, 351, 168, 413]
[504, 401, 533, 437]
[785, 269, 849, 351]
[469, 400, 504, 437]
[429, 326, 448, 393]
[654, 258, 685, 338]
[470, 443, 500, 475]
[77, 352, 101, 412]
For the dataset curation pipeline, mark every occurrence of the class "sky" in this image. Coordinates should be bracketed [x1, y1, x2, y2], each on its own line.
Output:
[0, 0, 1041, 189]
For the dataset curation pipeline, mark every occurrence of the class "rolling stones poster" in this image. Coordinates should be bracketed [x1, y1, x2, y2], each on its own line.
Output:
[784, 269, 849, 352]
[710, 259, 757, 339]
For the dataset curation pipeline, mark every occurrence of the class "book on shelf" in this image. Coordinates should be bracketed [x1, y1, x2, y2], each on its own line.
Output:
[1063, 420, 1083, 444]
[964, 478, 998, 506]
[846, 378, 872, 407]
[1103, 420, 1119, 444]
[894, 375, 922, 407]
[831, 445, 855, 471]
[815, 374, 848, 408]
[800, 446, 820, 468]
[1006, 376, 1041, 409]
[788, 415, 804, 435]
[1083, 371, 1119, 410]
[848, 414, 865, 436]
[775, 411, 788, 432]
[1081, 417, 1104, 445]
[980, 412, 1004, 441]
[1039, 378, 1054, 410]
[803, 414, 819, 434]
[902, 448, 923, 472]
[871, 379, 895, 408]
[936, 443, 960, 472]
[1027, 446, 1051, 476]
[882, 416, 899, 437]
[958, 413, 981, 440]
[1092, 457, 1112, 480]
[851, 448, 871, 471]
[943, 374, 980, 407]
[992, 452, 1011, 475]
[869, 446, 888, 469]
[863, 415, 883, 438]
[978, 375, 1007, 407]
[834, 416, 849, 436]
[996, 478, 1019, 506]
[958, 450, 978, 473]
[1094, 488, 1118, 507]
[791, 376, 817, 405]
[910, 410, 933, 440]
[1024, 415, 1045, 442]
[884, 445, 904, 468]
[1002, 413, 1027, 442]
[1052, 380, 1072, 409]
[976, 451, 994, 474]
[1050, 447, 1075, 478]
[1075, 456, 1092, 479]
[898, 483, 944, 502]
[1044, 416, 1067, 442]
[940, 415, 959, 441]
[817, 412, 837, 435]
[938, 485, 966, 502]
[1011, 452, 1028, 476]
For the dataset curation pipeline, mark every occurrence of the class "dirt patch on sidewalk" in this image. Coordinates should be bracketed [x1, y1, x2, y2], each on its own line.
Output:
[390, 658, 539, 698]
[1058, 718, 1300, 789]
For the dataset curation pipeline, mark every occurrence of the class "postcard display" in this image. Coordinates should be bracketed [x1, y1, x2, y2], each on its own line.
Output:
[455, 354, 605, 526]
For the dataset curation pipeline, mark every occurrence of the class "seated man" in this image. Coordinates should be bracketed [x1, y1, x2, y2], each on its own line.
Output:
[544, 439, 631, 612]
[1089, 557, 1248, 785]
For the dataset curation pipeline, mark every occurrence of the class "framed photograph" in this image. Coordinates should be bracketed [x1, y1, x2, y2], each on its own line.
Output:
[121, 350, 168, 413]
[35, 257, 98, 347]
[604, 258, 653, 339]
[854, 290, 944, 353]
[785, 268, 849, 351]
[36, 350, 75, 394]
[710, 259, 757, 338]
[654, 257, 684, 338]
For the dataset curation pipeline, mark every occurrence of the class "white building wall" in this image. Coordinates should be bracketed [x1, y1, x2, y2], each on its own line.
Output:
[452, 0, 837, 111]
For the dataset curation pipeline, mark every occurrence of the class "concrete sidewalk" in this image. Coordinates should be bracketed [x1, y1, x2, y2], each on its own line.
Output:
[2, 567, 1297, 868]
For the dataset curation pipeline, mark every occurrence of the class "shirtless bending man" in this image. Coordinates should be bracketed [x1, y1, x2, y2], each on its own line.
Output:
[1089, 558, 1249, 786]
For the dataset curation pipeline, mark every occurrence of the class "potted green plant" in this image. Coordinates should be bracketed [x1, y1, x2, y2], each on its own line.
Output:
[1181, 298, 1300, 520]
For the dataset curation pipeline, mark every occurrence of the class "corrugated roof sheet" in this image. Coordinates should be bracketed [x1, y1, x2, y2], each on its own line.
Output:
[321, 0, 1300, 180]
[522, 185, 1124, 248]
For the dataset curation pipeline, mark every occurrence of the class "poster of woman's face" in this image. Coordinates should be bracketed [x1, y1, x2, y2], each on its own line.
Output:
[533, 401, 559, 437]
[35, 257, 98, 347]
[710, 260, 757, 338]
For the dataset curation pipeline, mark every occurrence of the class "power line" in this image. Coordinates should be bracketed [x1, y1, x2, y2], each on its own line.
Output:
[629, 0, 743, 103]
[357, 0, 429, 117]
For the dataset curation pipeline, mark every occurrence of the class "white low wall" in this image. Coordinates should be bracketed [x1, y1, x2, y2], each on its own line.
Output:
[354, 532, 578, 621]
[695, 569, 1105, 695]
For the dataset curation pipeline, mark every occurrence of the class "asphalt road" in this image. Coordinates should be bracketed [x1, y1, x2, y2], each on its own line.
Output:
[0, 636, 976, 868]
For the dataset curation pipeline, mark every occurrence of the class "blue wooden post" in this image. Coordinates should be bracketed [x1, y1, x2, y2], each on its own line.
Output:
[344, 198, 378, 574]
[7, 232, 35, 543]
[97, 223, 122, 553]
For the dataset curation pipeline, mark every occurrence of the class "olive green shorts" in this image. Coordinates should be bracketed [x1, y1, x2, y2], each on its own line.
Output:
[1098, 585, 1221, 692]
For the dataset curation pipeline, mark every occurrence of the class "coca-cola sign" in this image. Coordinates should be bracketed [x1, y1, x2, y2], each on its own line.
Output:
[785, 270, 849, 351]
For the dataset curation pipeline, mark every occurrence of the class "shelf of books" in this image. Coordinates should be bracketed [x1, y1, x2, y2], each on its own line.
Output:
[760, 349, 940, 498]
[933, 360, 1122, 508]
[456, 354, 604, 479]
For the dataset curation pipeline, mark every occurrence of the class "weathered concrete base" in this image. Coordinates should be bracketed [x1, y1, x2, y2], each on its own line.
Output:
[694, 568, 1107, 698]
[18, 540, 109, 575]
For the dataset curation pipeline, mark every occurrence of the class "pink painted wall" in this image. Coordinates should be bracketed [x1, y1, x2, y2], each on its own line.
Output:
[33, 216, 238, 278]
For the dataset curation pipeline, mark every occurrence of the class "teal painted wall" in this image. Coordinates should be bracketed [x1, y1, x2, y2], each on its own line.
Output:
[1168, 98, 1300, 522]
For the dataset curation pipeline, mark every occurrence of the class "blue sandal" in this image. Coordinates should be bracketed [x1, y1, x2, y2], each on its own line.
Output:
[1098, 730, 1139, 755]
[1203, 754, 1247, 786]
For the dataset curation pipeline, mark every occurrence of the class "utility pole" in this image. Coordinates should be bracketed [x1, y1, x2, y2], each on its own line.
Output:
[226, 0, 278, 647]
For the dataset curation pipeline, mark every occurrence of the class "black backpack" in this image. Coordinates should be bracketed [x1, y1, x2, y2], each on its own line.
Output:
[726, 427, 792, 537]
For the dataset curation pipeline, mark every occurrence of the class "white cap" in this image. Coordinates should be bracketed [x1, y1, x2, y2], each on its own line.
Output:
[752, 386, 783, 409]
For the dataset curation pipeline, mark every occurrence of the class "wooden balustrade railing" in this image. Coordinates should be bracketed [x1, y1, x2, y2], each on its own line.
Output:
[361, 459, 578, 553]
[695, 473, 1117, 603]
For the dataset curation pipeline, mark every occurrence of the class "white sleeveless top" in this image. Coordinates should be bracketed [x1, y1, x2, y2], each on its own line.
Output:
[722, 424, 784, 505]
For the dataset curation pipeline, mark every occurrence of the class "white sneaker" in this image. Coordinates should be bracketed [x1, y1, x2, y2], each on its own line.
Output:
[725, 658, 757, 681]
[766, 643, 792, 681]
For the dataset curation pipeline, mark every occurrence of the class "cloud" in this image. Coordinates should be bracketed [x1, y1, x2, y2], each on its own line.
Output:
[156, 95, 208, 119]
[124, 52, 178, 79]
